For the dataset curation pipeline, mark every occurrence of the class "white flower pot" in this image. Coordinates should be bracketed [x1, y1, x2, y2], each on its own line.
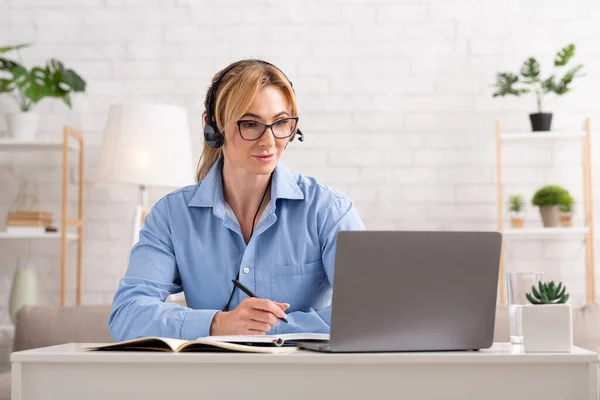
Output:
[7, 112, 39, 141]
[522, 304, 572, 352]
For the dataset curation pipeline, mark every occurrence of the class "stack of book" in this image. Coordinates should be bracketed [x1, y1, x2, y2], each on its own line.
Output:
[6, 211, 54, 234]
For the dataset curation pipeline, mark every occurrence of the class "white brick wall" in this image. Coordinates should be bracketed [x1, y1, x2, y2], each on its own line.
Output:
[1, 0, 600, 334]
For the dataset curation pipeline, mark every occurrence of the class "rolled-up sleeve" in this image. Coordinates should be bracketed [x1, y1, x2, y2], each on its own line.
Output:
[108, 199, 218, 341]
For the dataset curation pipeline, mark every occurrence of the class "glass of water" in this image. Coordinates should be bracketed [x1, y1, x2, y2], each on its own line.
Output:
[506, 271, 544, 345]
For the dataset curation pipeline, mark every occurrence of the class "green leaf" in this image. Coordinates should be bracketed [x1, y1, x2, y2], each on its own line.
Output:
[24, 83, 48, 103]
[550, 64, 585, 96]
[492, 72, 529, 97]
[548, 281, 555, 299]
[538, 281, 545, 296]
[561, 293, 570, 303]
[1, 52, 86, 109]
[62, 69, 86, 92]
[0, 43, 31, 54]
[520, 58, 540, 82]
[62, 94, 72, 108]
[532, 285, 542, 300]
[526, 292, 541, 304]
[541, 76, 557, 94]
[540, 291, 550, 304]
[561, 64, 584, 84]
[556, 285, 566, 299]
[11, 65, 29, 89]
[0, 57, 21, 72]
[555, 44, 575, 67]
[0, 78, 14, 94]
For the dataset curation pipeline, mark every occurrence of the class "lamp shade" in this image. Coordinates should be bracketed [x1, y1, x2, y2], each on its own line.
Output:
[96, 103, 195, 188]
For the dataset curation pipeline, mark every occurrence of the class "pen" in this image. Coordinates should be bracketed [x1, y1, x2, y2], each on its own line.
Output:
[231, 279, 289, 323]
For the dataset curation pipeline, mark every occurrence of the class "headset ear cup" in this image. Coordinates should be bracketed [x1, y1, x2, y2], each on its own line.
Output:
[215, 133, 224, 148]
[204, 125, 224, 148]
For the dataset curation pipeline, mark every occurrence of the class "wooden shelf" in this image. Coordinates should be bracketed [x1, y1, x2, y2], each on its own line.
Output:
[0, 231, 78, 240]
[500, 131, 586, 141]
[0, 138, 79, 152]
[495, 118, 595, 304]
[503, 227, 589, 239]
[1, 127, 85, 307]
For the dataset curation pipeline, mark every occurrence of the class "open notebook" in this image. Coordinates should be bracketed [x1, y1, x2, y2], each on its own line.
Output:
[85, 333, 329, 354]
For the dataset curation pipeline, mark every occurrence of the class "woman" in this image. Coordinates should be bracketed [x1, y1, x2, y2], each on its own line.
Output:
[108, 59, 365, 341]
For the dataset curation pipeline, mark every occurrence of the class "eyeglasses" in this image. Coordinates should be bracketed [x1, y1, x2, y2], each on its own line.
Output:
[236, 117, 299, 141]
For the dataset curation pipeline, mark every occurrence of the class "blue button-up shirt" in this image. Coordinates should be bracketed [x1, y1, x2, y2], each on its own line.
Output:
[108, 158, 366, 341]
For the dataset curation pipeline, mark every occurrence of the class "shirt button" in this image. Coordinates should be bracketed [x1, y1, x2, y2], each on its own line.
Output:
[243, 267, 250, 274]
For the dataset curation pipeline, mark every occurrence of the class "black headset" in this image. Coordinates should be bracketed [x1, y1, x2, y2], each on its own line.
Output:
[203, 59, 304, 149]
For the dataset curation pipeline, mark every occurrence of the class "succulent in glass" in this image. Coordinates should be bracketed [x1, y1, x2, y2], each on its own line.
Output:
[526, 281, 569, 304]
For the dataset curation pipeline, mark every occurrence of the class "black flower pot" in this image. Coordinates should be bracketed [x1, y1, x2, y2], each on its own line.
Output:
[530, 113, 553, 132]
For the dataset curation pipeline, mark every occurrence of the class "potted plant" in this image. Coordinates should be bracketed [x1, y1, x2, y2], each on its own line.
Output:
[508, 194, 525, 228]
[531, 185, 570, 227]
[522, 280, 572, 352]
[492, 43, 584, 132]
[0, 43, 86, 140]
[559, 192, 574, 227]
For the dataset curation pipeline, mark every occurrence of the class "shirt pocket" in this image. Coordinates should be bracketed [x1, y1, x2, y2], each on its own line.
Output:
[269, 260, 328, 312]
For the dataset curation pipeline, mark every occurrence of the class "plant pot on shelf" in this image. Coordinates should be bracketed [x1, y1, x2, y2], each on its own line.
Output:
[539, 205, 560, 227]
[7, 112, 39, 141]
[559, 213, 572, 227]
[511, 216, 524, 228]
[530, 112, 553, 132]
[522, 304, 572, 352]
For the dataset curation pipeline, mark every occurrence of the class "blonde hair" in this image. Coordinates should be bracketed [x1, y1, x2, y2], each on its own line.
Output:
[196, 60, 299, 182]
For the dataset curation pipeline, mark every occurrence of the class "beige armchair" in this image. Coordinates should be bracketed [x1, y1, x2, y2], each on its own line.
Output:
[0, 294, 187, 400]
[0, 305, 113, 400]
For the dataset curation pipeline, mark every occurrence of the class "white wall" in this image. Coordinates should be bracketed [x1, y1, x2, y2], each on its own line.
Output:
[1, 0, 600, 327]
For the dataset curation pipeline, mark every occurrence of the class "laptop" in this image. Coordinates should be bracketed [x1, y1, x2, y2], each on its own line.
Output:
[296, 230, 502, 353]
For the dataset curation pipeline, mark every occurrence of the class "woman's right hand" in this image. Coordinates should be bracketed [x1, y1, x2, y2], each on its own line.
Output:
[209, 297, 290, 335]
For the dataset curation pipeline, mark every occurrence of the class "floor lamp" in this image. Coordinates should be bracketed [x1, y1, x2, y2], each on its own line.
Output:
[95, 103, 195, 247]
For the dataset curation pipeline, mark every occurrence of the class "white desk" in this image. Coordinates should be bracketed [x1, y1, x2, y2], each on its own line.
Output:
[11, 342, 599, 400]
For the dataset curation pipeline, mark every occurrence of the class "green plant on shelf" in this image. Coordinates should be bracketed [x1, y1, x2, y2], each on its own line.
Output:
[532, 185, 570, 207]
[508, 194, 525, 213]
[492, 43, 584, 113]
[559, 192, 574, 213]
[0, 43, 86, 112]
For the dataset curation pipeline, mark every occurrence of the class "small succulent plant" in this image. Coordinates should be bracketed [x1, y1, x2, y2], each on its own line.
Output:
[526, 281, 569, 304]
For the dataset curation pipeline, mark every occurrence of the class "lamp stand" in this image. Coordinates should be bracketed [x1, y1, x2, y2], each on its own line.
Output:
[132, 185, 148, 247]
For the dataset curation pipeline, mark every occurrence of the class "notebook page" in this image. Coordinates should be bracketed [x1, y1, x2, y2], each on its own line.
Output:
[197, 333, 329, 345]
[198, 334, 279, 344]
[274, 333, 329, 342]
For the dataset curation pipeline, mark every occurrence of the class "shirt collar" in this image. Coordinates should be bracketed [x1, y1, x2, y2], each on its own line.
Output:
[188, 156, 304, 210]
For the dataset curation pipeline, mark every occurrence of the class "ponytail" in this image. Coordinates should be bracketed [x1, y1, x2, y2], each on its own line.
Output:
[196, 143, 222, 182]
